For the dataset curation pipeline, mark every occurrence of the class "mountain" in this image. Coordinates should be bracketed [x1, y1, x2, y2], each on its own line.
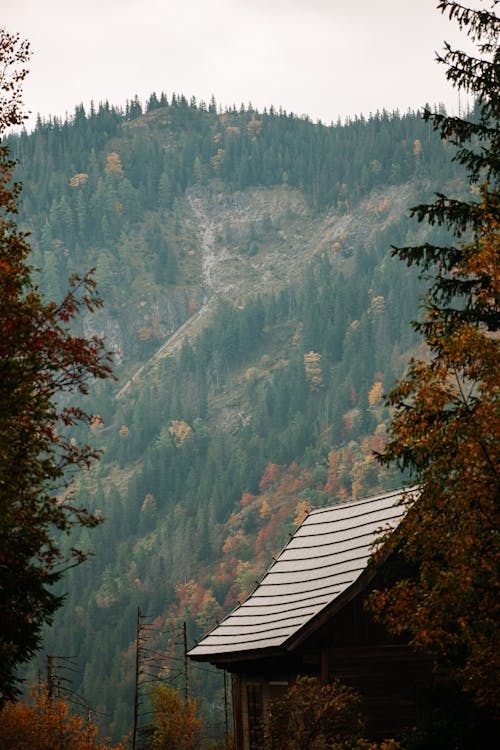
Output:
[9, 95, 464, 741]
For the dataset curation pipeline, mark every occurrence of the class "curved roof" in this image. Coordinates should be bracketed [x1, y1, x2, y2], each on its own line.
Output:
[189, 488, 410, 662]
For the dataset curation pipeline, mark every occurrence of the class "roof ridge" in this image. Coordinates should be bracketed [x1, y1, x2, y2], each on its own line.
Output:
[307, 487, 405, 516]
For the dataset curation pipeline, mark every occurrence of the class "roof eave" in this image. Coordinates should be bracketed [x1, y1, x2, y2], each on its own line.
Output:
[188, 643, 286, 666]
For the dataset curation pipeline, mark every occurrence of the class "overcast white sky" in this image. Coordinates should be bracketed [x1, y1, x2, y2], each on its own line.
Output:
[4, 0, 474, 129]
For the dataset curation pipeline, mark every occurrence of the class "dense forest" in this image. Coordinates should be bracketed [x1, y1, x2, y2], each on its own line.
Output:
[8, 95, 464, 741]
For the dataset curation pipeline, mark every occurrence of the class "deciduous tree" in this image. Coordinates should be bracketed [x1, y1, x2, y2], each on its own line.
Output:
[265, 676, 399, 750]
[149, 684, 202, 750]
[0, 685, 127, 750]
[369, 0, 499, 711]
[0, 29, 114, 703]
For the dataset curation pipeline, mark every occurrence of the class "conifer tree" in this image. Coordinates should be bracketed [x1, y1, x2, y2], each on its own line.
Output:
[370, 1, 499, 710]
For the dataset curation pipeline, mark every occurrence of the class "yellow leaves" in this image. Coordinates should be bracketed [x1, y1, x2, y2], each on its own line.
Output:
[168, 419, 192, 446]
[247, 118, 263, 135]
[259, 498, 271, 519]
[141, 492, 156, 513]
[368, 380, 384, 406]
[235, 559, 254, 596]
[105, 152, 123, 176]
[119, 424, 129, 438]
[245, 366, 260, 381]
[222, 527, 245, 555]
[369, 295, 385, 315]
[69, 172, 88, 187]
[413, 138, 422, 157]
[150, 684, 202, 750]
[294, 499, 311, 526]
[304, 350, 322, 391]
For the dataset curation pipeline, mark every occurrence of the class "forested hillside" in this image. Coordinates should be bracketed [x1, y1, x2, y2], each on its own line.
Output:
[9, 95, 464, 741]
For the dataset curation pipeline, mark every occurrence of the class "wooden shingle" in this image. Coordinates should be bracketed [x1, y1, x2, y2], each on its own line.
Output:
[189, 488, 410, 661]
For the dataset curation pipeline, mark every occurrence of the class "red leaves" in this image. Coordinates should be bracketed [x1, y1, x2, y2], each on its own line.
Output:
[0, 100, 114, 698]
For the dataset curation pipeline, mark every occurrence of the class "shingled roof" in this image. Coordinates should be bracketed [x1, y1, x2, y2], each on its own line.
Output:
[189, 488, 410, 662]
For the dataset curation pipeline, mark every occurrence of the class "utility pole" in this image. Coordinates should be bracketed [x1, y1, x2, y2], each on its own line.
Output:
[183, 620, 189, 703]
[46, 654, 54, 700]
[132, 607, 141, 750]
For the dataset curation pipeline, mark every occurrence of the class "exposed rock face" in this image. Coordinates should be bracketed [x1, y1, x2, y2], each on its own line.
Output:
[87, 180, 419, 396]
[84, 285, 204, 366]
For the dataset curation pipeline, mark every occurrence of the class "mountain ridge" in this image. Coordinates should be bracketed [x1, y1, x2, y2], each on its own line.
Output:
[9, 99, 464, 740]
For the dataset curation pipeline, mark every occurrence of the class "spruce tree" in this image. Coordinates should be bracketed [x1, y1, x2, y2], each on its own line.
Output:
[370, 0, 499, 711]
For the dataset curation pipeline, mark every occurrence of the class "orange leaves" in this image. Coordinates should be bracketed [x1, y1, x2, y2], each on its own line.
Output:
[0, 686, 127, 749]
[89, 414, 104, 433]
[150, 684, 202, 750]
[368, 380, 384, 406]
[104, 152, 123, 176]
[171, 579, 221, 629]
[168, 419, 192, 447]
[240, 491, 256, 507]
[259, 462, 284, 490]
[222, 527, 246, 555]
[69, 172, 89, 187]
[370, 187, 500, 709]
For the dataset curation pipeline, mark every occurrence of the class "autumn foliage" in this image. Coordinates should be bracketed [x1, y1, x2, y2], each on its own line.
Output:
[369, 1, 500, 713]
[0, 29, 114, 702]
[149, 684, 202, 750]
[0, 686, 126, 750]
[266, 677, 399, 750]
[371, 189, 500, 708]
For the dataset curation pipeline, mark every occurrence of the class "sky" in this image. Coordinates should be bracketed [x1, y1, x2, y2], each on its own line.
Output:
[4, 0, 474, 130]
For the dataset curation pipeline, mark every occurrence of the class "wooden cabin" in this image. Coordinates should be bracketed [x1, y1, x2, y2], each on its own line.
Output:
[189, 488, 433, 749]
